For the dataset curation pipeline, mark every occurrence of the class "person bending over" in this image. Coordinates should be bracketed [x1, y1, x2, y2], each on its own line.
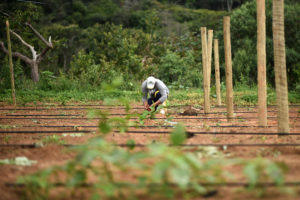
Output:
[142, 76, 169, 111]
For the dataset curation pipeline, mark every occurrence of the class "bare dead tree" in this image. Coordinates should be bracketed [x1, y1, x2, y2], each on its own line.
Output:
[0, 23, 53, 82]
[0, 9, 10, 17]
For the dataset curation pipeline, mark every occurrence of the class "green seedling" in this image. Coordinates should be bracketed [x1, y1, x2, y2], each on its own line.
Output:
[62, 133, 83, 137]
[60, 99, 67, 106]
[41, 135, 65, 145]
[166, 113, 174, 122]
[4, 135, 11, 143]
[256, 148, 281, 158]
[60, 111, 67, 115]
[126, 139, 135, 150]
[211, 136, 221, 143]
[204, 124, 210, 131]
[139, 106, 157, 125]
[238, 117, 245, 122]
[261, 136, 267, 143]
[0, 125, 17, 129]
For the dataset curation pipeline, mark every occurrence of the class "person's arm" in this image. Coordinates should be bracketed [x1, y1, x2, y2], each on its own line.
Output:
[144, 101, 150, 111]
[152, 99, 161, 108]
[141, 81, 147, 102]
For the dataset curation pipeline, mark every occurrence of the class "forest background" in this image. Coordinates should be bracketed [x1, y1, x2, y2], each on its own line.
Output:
[0, 0, 299, 103]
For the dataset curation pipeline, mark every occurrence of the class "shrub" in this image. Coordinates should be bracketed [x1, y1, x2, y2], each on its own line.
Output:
[158, 50, 202, 88]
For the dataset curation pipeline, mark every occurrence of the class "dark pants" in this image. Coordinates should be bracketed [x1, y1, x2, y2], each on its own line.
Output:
[148, 91, 161, 110]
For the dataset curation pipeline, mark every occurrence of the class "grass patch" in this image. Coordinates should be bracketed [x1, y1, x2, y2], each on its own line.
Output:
[1, 85, 299, 106]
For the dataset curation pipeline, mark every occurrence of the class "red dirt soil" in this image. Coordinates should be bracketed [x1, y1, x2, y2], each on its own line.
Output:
[0, 102, 300, 199]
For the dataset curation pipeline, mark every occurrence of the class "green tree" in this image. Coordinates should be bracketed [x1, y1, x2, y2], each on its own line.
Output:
[41, 24, 85, 73]
[229, 0, 300, 88]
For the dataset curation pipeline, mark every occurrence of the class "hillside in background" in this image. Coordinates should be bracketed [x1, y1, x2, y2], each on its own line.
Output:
[0, 0, 299, 92]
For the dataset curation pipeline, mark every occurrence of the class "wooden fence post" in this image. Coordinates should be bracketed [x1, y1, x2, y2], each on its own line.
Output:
[6, 20, 16, 107]
[273, 0, 289, 133]
[207, 30, 213, 93]
[214, 39, 221, 106]
[201, 27, 210, 113]
[257, 0, 267, 127]
[223, 16, 234, 121]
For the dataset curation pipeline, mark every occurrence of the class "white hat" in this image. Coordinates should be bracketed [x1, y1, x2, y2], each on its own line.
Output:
[146, 76, 156, 89]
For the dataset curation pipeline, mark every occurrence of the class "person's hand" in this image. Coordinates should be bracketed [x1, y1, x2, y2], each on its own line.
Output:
[144, 102, 150, 111]
[151, 100, 161, 108]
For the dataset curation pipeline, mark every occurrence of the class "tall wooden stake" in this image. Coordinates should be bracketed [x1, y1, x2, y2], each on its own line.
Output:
[214, 39, 221, 106]
[257, 0, 267, 126]
[223, 16, 234, 121]
[6, 20, 16, 107]
[207, 30, 213, 93]
[201, 27, 210, 113]
[273, 0, 289, 133]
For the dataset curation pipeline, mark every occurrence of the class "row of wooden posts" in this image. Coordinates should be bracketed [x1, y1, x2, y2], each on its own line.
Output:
[200, 18, 233, 118]
[201, 0, 289, 133]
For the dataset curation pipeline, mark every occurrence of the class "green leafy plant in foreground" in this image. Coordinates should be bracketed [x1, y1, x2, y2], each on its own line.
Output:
[18, 124, 227, 199]
[17, 122, 290, 199]
[18, 118, 291, 199]
[242, 158, 291, 197]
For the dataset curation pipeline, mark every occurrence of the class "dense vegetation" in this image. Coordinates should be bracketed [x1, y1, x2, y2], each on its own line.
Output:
[0, 0, 299, 100]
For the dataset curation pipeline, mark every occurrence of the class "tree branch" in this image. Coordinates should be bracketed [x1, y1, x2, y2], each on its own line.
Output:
[0, 10, 10, 17]
[0, 41, 32, 64]
[37, 46, 51, 63]
[10, 29, 37, 61]
[25, 22, 53, 48]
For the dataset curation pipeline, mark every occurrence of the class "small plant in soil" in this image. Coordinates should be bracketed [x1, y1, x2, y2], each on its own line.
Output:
[4, 135, 11, 143]
[261, 136, 267, 143]
[40, 135, 65, 145]
[166, 112, 174, 122]
[238, 117, 245, 122]
[211, 136, 221, 143]
[204, 124, 211, 131]
[139, 105, 163, 125]
[0, 124, 17, 129]
[256, 148, 281, 158]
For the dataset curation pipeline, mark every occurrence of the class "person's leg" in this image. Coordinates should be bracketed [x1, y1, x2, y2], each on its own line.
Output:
[147, 97, 154, 107]
[147, 92, 161, 110]
[153, 92, 161, 110]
